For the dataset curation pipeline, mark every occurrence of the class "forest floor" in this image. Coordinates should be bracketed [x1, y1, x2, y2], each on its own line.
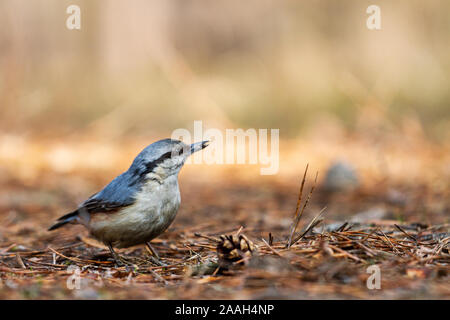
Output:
[0, 134, 448, 299]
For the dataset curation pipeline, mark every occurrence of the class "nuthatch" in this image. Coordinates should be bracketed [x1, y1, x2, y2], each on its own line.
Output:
[49, 139, 209, 265]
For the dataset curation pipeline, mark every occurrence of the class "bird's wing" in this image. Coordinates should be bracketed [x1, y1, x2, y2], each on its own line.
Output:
[79, 171, 139, 214]
[81, 197, 132, 214]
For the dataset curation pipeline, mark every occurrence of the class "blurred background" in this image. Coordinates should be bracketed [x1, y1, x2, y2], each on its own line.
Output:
[0, 0, 449, 220]
[0, 0, 449, 300]
[1, 0, 449, 137]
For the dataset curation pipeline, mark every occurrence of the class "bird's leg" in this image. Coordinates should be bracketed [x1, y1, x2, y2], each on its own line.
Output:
[108, 243, 123, 266]
[108, 243, 134, 268]
[145, 242, 166, 266]
[145, 242, 160, 259]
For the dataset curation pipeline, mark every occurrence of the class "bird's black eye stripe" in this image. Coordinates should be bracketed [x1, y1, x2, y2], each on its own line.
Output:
[158, 147, 184, 161]
[129, 146, 186, 186]
[140, 150, 181, 176]
[159, 151, 174, 161]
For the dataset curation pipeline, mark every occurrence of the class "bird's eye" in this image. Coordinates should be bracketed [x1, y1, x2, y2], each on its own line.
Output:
[161, 151, 173, 160]
[172, 146, 185, 157]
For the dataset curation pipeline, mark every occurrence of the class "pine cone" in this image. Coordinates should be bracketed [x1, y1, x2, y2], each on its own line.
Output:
[217, 234, 256, 267]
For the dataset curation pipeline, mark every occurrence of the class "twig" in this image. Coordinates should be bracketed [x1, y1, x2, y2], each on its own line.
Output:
[149, 269, 169, 285]
[394, 224, 417, 242]
[336, 222, 349, 232]
[235, 226, 244, 236]
[194, 233, 220, 243]
[16, 253, 26, 269]
[289, 206, 326, 247]
[328, 244, 364, 263]
[333, 234, 376, 257]
[262, 238, 283, 257]
[268, 233, 274, 246]
[48, 247, 113, 265]
[377, 229, 401, 254]
[0, 267, 54, 275]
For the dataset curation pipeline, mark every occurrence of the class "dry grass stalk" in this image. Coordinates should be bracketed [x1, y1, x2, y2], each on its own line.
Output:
[287, 165, 319, 249]
[289, 206, 327, 247]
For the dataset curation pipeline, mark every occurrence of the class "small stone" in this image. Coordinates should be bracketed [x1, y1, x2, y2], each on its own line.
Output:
[350, 207, 387, 223]
[323, 161, 359, 192]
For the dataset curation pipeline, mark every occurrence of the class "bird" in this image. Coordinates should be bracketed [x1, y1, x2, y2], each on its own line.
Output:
[48, 138, 209, 265]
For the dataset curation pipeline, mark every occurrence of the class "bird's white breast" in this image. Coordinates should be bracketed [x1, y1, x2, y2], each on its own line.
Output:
[89, 175, 181, 248]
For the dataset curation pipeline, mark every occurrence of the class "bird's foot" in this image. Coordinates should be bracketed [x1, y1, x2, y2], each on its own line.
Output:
[148, 255, 167, 267]
[145, 242, 167, 266]
[108, 243, 137, 270]
[113, 255, 139, 272]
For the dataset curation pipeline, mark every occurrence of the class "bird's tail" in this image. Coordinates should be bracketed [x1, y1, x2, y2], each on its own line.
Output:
[48, 210, 79, 231]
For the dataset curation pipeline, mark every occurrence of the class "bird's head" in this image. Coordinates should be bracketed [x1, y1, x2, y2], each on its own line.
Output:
[128, 139, 209, 181]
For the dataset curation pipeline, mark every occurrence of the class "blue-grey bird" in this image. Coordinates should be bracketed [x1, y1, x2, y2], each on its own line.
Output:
[49, 139, 209, 265]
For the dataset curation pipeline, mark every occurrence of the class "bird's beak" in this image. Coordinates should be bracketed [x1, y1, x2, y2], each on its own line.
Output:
[190, 140, 209, 154]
